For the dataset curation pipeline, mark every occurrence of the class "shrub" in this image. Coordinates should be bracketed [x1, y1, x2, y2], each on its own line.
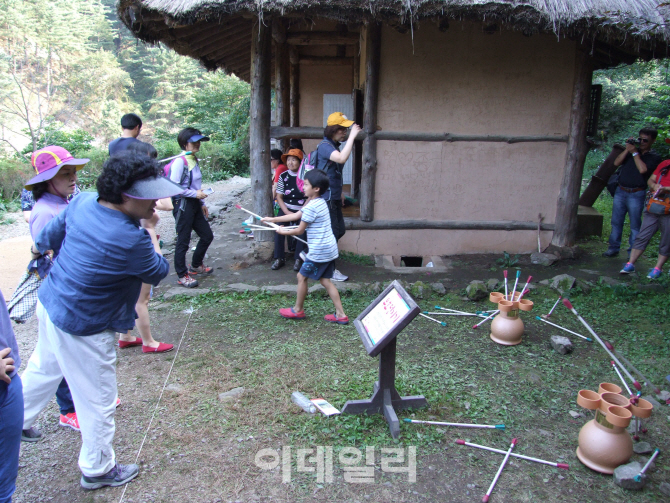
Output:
[0, 157, 32, 200]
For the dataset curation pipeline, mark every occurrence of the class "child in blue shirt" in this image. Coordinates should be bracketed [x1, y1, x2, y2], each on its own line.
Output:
[262, 169, 348, 324]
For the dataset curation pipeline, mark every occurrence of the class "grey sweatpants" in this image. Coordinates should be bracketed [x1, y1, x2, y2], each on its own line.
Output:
[632, 210, 670, 256]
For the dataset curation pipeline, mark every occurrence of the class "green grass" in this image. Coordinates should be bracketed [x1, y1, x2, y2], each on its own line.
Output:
[338, 250, 375, 266]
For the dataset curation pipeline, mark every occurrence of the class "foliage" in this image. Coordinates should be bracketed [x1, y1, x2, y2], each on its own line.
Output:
[495, 251, 520, 268]
[339, 250, 375, 266]
[0, 156, 31, 200]
[19, 124, 94, 157]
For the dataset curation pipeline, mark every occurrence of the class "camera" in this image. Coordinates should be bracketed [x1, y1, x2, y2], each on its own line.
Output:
[625, 138, 642, 146]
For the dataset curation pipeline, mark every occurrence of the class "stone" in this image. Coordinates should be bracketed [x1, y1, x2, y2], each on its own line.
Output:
[465, 281, 488, 301]
[659, 482, 670, 496]
[544, 244, 580, 260]
[613, 461, 645, 490]
[165, 383, 182, 393]
[656, 390, 670, 401]
[599, 276, 624, 287]
[550, 274, 576, 293]
[550, 335, 573, 355]
[430, 282, 447, 295]
[163, 287, 211, 300]
[229, 261, 250, 270]
[576, 279, 594, 295]
[223, 283, 259, 293]
[641, 395, 662, 409]
[633, 442, 653, 455]
[218, 387, 245, 402]
[486, 278, 500, 291]
[539, 279, 550, 286]
[638, 455, 656, 473]
[531, 252, 559, 266]
[637, 283, 665, 293]
[569, 410, 584, 419]
[409, 281, 426, 299]
[369, 282, 383, 294]
[262, 285, 298, 295]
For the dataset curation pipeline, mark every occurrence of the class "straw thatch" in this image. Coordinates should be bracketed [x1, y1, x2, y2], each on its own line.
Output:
[118, 0, 670, 79]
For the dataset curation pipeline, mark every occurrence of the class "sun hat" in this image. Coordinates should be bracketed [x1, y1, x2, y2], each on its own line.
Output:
[326, 112, 354, 128]
[25, 146, 89, 190]
[187, 133, 210, 143]
[123, 176, 184, 200]
[281, 149, 304, 165]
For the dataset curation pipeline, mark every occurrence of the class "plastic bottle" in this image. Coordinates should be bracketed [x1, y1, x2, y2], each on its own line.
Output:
[291, 391, 316, 414]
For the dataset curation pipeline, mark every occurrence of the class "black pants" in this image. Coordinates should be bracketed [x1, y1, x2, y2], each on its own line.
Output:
[328, 199, 346, 242]
[173, 198, 213, 277]
[274, 208, 307, 259]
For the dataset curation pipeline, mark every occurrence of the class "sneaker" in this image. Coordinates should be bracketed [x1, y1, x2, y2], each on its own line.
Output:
[178, 274, 199, 288]
[189, 264, 213, 275]
[271, 258, 285, 270]
[59, 412, 80, 431]
[602, 249, 619, 257]
[647, 267, 662, 279]
[80, 463, 139, 490]
[331, 269, 348, 282]
[21, 427, 42, 442]
[620, 262, 635, 274]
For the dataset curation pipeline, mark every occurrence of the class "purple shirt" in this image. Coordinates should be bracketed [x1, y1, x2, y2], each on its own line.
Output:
[29, 192, 69, 241]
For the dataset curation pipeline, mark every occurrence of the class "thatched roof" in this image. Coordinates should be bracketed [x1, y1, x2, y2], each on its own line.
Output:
[118, 0, 670, 79]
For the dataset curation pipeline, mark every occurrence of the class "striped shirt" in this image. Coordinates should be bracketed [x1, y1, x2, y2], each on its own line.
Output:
[276, 169, 306, 211]
[301, 197, 338, 263]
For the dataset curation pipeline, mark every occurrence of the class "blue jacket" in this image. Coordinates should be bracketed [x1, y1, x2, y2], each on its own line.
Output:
[35, 193, 170, 336]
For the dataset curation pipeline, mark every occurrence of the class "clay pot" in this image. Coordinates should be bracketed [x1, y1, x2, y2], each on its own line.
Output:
[598, 382, 622, 395]
[518, 299, 534, 312]
[630, 398, 653, 419]
[490, 310, 524, 346]
[497, 300, 515, 312]
[490, 292, 504, 304]
[577, 389, 601, 410]
[576, 408, 633, 474]
[598, 392, 631, 414]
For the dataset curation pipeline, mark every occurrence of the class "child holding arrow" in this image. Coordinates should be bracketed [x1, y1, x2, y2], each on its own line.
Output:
[262, 169, 348, 324]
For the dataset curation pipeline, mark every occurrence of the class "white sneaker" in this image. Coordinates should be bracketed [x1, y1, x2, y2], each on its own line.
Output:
[331, 269, 348, 282]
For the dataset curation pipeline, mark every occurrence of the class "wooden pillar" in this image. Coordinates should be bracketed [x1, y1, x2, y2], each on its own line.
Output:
[289, 47, 300, 127]
[273, 20, 290, 151]
[359, 22, 381, 222]
[250, 20, 273, 242]
[551, 46, 593, 248]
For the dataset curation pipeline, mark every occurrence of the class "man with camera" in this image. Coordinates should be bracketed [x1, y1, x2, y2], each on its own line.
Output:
[603, 128, 662, 258]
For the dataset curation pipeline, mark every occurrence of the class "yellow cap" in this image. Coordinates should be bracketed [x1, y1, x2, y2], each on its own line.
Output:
[327, 112, 354, 128]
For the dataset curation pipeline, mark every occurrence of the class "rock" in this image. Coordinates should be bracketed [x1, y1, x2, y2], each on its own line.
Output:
[430, 282, 447, 295]
[165, 383, 182, 393]
[538, 429, 552, 437]
[613, 461, 645, 490]
[544, 244, 580, 260]
[637, 283, 665, 293]
[569, 410, 584, 419]
[633, 442, 653, 455]
[656, 390, 670, 401]
[163, 287, 211, 300]
[486, 278, 500, 291]
[550, 274, 576, 293]
[659, 482, 670, 496]
[369, 282, 383, 294]
[641, 395, 662, 409]
[531, 252, 559, 266]
[599, 276, 624, 287]
[218, 387, 245, 402]
[539, 279, 550, 286]
[466, 281, 488, 301]
[409, 281, 427, 299]
[229, 261, 250, 270]
[223, 283, 259, 293]
[637, 455, 656, 473]
[262, 285, 298, 295]
[576, 279, 594, 294]
[550, 335, 573, 355]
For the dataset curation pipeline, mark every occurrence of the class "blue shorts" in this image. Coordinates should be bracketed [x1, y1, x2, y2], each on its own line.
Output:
[299, 259, 335, 281]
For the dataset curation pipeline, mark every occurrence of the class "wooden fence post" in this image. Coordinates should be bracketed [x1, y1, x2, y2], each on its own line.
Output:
[273, 20, 290, 151]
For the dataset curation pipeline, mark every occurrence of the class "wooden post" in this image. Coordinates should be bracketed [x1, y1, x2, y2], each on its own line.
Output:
[273, 20, 290, 151]
[360, 23, 381, 222]
[250, 20, 273, 242]
[551, 46, 593, 248]
[289, 47, 299, 127]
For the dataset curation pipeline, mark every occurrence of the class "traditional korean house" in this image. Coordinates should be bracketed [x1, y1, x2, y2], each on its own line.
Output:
[119, 1, 670, 259]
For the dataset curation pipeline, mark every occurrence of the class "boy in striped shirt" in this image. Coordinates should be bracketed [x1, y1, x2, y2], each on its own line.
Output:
[262, 169, 348, 324]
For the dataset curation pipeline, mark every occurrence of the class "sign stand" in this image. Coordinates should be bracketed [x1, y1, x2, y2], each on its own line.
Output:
[341, 280, 428, 439]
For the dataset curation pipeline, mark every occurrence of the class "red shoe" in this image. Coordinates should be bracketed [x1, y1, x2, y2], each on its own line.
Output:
[59, 412, 80, 431]
[189, 264, 213, 275]
[324, 314, 349, 325]
[142, 342, 174, 353]
[116, 398, 121, 408]
[118, 337, 142, 348]
[279, 307, 306, 319]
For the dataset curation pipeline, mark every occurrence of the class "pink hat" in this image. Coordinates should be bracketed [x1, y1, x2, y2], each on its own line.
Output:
[25, 145, 89, 190]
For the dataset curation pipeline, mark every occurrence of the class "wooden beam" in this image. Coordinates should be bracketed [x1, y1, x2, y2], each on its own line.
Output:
[287, 31, 359, 45]
[269, 126, 569, 143]
[343, 218, 555, 231]
[274, 20, 290, 151]
[299, 56, 353, 66]
[551, 46, 593, 248]
[289, 47, 300, 127]
[360, 22, 381, 222]
[249, 21, 273, 243]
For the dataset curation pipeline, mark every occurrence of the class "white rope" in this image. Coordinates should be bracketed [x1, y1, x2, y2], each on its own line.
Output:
[118, 305, 194, 503]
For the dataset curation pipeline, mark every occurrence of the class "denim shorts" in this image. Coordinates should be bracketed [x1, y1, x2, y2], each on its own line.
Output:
[299, 259, 335, 280]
